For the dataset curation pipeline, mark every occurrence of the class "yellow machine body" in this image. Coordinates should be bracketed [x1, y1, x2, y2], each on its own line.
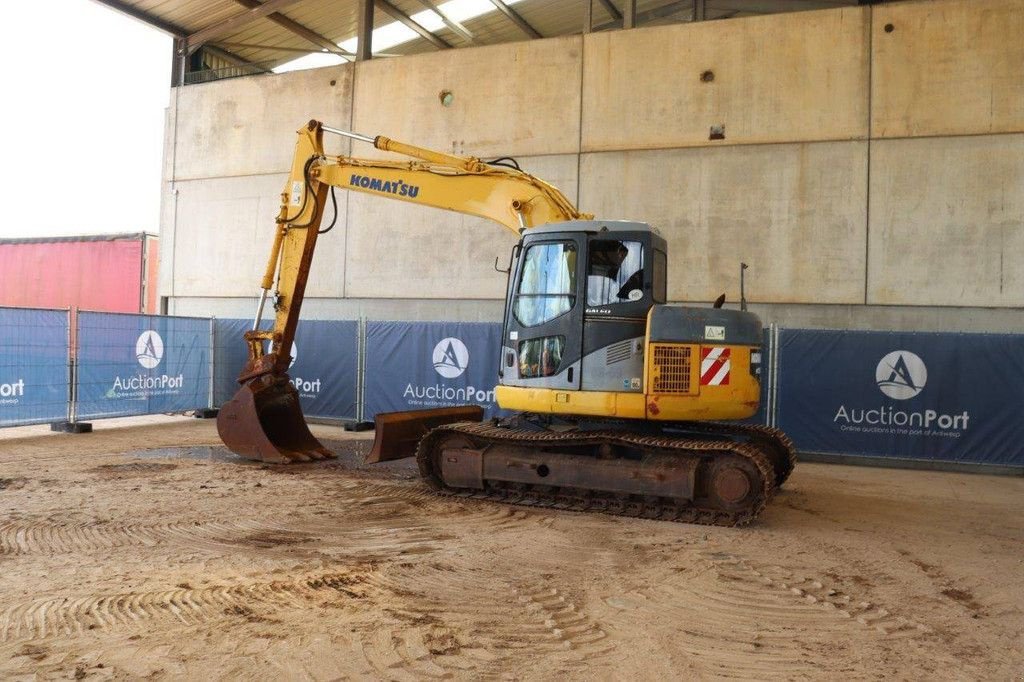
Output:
[495, 342, 760, 421]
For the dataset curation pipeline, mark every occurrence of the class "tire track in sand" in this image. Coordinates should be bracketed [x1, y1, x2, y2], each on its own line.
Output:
[602, 551, 931, 679]
[0, 569, 376, 642]
[0, 519, 314, 555]
[355, 562, 608, 679]
[1, 478, 553, 560]
[0, 514, 450, 562]
[703, 552, 932, 637]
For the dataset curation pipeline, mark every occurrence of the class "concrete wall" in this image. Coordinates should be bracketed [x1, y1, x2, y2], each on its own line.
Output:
[160, 0, 1024, 331]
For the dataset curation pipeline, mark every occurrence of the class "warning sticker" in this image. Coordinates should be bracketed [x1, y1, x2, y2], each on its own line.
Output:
[700, 347, 731, 386]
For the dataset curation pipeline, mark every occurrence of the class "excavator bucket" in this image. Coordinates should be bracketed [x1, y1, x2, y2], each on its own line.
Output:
[217, 378, 334, 464]
[367, 406, 485, 463]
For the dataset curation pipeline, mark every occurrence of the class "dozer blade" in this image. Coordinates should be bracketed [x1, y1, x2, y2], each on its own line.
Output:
[367, 406, 484, 463]
[217, 378, 334, 464]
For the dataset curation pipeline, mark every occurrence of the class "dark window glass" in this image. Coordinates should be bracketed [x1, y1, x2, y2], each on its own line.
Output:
[514, 242, 577, 327]
[587, 240, 645, 306]
[518, 336, 565, 378]
[653, 249, 667, 303]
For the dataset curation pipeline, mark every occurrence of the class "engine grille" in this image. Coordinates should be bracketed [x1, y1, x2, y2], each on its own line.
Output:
[651, 345, 693, 395]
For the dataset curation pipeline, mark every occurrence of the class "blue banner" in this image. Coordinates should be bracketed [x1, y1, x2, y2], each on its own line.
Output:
[0, 307, 69, 427]
[213, 319, 358, 420]
[75, 313, 211, 419]
[776, 329, 1024, 466]
[364, 321, 505, 419]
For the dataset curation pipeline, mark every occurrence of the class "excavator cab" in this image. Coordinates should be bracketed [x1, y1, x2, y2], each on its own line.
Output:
[494, 221, 763, 423]
[498, 221, 665, 397]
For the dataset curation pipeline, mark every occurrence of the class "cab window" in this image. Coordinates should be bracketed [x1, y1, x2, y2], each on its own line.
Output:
[587, 240, 644, 306]
[518, 336, 565, 378]
[514, 242, 577, 327]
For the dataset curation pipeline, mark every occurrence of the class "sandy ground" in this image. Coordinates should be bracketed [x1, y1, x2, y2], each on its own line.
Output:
[0, 417, 1021, 681]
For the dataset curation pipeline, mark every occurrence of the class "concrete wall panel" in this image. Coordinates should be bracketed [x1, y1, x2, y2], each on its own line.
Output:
[169, 174, 349, 299]
[173, 65, 354, 180]
[352, 37, 582, 159]
[581, 8, 869, 152]
[344, 154, 579, 299]
[868, 134, 1024, 307]
[580, 142, 868, 304]
[872, 0, 1024, 138]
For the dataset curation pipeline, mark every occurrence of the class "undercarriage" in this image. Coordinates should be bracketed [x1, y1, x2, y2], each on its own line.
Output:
[414, 415, 796, 527]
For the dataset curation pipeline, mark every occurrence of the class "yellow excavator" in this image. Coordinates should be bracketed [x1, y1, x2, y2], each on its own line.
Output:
[217, 120, 795, 526]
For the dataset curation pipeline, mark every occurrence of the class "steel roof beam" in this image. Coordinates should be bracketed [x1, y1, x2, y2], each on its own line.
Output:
[414, 0, 477, 43]
[357, 0, 374, 60]
[187, 0, 306, 53]
[375, 0, 452, 49]
[596, 0, 623, 24]
[593, 0, 692, 31]
[623, 0, 636, 28]
[487, 0, 542, 39]
[232, 0, 354, 58]
[214, 41, 344, 54]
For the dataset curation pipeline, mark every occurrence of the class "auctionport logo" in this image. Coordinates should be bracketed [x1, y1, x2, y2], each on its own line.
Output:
[288, 341, 323, 397]
[0, 378, 25, 405]
[113, 330, 183, 398]
[403, 336, 494, 406]
[833, 348, 969, 436]
[433, 337, 469, 379]
[876, 350, 927, 400]
[136, 330, 164, 369]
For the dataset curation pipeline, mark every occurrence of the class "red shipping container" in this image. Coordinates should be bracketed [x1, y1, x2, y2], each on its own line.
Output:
[0, 233, 158, 314]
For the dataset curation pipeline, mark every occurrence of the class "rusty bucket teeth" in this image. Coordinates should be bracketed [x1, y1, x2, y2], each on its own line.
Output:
[217, 377, 334, 464]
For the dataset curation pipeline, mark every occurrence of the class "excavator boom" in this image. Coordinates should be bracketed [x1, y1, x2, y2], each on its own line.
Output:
[217, 120, 589, 463]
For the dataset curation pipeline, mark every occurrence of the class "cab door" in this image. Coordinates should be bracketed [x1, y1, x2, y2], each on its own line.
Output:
[499, 235, 584, 390]
[580, 233, 657, 393]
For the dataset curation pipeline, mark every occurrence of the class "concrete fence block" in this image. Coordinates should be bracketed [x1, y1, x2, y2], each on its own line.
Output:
[580, 141, 869, 304]
[871, 0, 1024, 138]
[868, 134, 1024, 307]
[582, 7, 869, 152]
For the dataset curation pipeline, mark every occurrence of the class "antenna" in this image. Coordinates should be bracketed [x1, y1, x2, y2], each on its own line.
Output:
[740, 262, 748, 312]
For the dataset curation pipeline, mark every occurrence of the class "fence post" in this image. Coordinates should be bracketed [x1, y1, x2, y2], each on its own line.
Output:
[70, 307, 79, 425]
[50, 306, 92, 433]
[356, 317, 366, 423]
[65, 307, 72, 424]
[208, 316, 216, 410]
[769, 324, 780, 428]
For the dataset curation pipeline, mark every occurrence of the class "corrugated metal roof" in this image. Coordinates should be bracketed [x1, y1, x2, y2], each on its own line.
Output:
[97, 0, 865, 76]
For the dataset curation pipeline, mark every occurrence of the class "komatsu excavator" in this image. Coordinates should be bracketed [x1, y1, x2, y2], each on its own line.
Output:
[217, 120, 795, 526]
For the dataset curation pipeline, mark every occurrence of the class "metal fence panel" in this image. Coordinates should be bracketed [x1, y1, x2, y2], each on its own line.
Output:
[364, 321, 505, 419]
[775, 328, 1024, 466]
[75, 312, 211, 419]
[213, 319, 358, 420]
[0, 306, 69, 427]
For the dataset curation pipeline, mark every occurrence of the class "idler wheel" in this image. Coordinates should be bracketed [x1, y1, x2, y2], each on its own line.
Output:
[706, 454, 761, 512]
[421, 431, 477, 489]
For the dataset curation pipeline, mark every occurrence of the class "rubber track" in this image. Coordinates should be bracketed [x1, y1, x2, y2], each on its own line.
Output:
[680, 422, 797, 487]
[510, 414, 797, 487]
[416, 422, 776, 527]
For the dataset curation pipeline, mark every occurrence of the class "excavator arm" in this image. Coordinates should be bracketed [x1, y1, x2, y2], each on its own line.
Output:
[217, 120, 590, 463]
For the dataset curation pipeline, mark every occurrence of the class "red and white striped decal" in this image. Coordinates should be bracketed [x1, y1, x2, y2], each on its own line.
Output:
[700, 347, 731, 386]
